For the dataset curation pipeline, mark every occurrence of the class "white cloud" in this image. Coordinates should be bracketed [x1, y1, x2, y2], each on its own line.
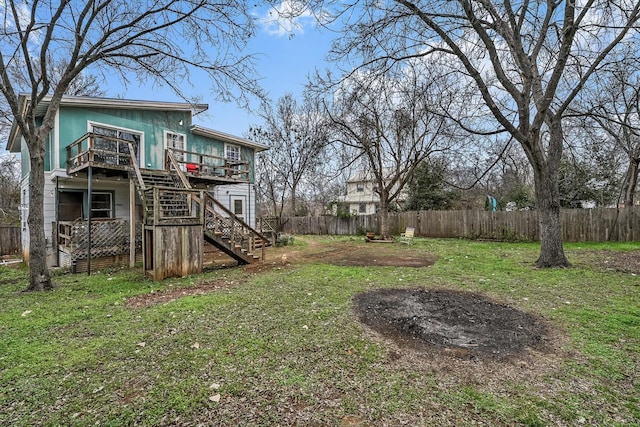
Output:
[257, 0, 317, 37]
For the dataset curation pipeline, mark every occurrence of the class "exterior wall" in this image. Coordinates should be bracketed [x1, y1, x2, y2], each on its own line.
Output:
[56, 106, 193, 171]
[15, 98, 262, 271]
[341, 174, 408, 216]
[342, 180, 380, 216]
[189, 133, 257, 181]
[210, 183, 257, 228]
[48, 174, 132, 267]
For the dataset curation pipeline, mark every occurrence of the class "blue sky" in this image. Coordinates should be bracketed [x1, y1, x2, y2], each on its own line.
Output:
[110, 2, 333, 138]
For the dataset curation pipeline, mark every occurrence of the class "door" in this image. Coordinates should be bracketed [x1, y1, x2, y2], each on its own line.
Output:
[231, 196, 245, 221]
[165, 131, 186, 170]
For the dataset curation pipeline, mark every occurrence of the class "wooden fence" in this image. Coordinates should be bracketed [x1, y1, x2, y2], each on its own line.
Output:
[0, 225, 21, 255]
[280, 207, 640, 242]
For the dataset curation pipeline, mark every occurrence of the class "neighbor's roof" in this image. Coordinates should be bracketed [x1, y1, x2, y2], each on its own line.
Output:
[190, 125, 269, 152]
[6, 94, 209, 152]
[347, 167, 396, 183]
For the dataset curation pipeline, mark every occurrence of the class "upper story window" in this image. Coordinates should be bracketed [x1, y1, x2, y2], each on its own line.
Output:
[225, 144, 241, 161]
[165, 131, 186, 152]
[91, 124, 142, 166]
[356, 182, 364, 192]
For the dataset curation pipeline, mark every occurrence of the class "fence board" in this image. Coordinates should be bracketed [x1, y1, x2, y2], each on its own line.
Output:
[280, 207, 640, 242]
[0, 226, 21, 255]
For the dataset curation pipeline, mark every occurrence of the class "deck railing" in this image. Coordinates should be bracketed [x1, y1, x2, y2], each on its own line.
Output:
[67, 133, 135, 173]
[165, 148, 250, 182]
[66, 134, 250, 184]
[165, 150, 268, 259]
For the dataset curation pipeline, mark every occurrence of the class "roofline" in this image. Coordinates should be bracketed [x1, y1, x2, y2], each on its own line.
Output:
[190, 125, 269, 152]
[6, 96, 29, 152]
[45, 94, 208, 113]
[6, 94, 209, 152]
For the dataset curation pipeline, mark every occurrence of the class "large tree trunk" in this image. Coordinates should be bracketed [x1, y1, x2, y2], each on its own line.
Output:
[25, 137, 53, 291]
[531, 124, 570, 268]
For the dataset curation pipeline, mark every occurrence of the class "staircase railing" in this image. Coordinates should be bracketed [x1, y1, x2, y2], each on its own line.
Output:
[127, 142, 150, 222]
[203, 192, 271, 260]
[166, 149, 270, 260]
[165, 149, 191, 190]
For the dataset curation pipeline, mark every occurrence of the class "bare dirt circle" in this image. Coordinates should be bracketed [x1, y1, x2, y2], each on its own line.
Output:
[353, 288, 548, 361]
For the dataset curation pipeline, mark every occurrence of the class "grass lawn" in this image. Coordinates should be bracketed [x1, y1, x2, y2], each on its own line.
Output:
[1, 236, 638, 426]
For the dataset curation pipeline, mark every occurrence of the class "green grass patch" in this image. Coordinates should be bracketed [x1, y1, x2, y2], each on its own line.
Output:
[1, 237, 638, 426]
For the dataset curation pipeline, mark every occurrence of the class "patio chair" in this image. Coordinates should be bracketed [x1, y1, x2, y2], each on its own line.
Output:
[399, 227, 415, 245]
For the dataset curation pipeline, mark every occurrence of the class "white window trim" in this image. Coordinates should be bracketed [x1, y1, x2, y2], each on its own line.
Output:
[163, 130, 187, 151]
[229, 195, 245, 219]
[224, 143, 241, 161]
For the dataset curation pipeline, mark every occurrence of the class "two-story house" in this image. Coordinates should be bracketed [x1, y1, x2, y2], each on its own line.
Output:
[339, 169, 407, 216]
[6, 95, 270, 279]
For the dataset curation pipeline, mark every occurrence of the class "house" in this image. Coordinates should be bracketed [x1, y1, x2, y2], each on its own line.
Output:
[338, 169, 407, 216]
[6, 95, 271, 279]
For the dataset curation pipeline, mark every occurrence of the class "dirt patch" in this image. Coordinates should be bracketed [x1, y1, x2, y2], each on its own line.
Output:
[353, 288, 550, 361]
[126, 280, 235, 308]
[305, 241, 436, 268]
[577, 249, 640, 275]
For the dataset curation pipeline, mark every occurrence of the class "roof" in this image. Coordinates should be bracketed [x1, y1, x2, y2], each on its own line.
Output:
[6, 94, 209, 152]
[190, 125, 269, 152]
[347, 167, 396, 183]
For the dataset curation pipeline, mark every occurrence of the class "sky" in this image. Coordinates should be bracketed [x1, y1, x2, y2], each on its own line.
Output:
[106, 2, 334, 139]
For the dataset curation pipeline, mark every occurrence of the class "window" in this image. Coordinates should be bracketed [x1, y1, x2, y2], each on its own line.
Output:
[231, 197, 244, 219]
[359, 203, 367, 213]
[90, 192, 114, 219]
[91, 124, 141, 166]
[225, 144, 242, 175]
[225, 144, 241, 162]
[356, 182, 364, 192]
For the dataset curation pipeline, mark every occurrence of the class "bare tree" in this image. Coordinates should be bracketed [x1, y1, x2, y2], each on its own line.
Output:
[0, 154, 21, 224]
[578, 61, 640, 208]
[325, 64, 455, 238]
[0, 0, 264, 291]
[250, 93, 330, 223]
[301, 0, 640, 267]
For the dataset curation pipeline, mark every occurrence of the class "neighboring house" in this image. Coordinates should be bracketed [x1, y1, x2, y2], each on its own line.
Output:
[338, 169, 407, 216]
[6, 95, 270, 279]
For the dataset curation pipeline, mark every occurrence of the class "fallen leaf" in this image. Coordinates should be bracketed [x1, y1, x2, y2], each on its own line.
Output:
[192, 342, 200, 349]
[209, 394, 221, 402]
[21, 310, 32, 317]
[137, 342, 146, 347]
[210, 383, 220, 390]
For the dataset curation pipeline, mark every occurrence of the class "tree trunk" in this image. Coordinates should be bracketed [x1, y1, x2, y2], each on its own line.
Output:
[620, 157, 639, 241]
[379, 189, 390, 239]
[622, 157, 639, 207]
[291, 186, 297, 216]
[25, 137, 53, 291]
[531, 129, 570, 268]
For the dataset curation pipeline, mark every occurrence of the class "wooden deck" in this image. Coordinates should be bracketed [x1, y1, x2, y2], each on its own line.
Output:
[66, 132, 251, 185]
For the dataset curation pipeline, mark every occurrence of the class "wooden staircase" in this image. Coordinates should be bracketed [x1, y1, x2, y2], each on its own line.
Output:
[128, 146, 271, 267]
[133, 169, 190, 222]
